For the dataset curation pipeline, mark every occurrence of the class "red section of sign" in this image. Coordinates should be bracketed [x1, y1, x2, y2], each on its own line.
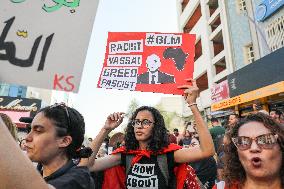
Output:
[97, 32, 196, 95]
[211, 80, 230, 103]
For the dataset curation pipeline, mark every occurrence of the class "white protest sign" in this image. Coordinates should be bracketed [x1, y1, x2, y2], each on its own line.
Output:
[0, 0, 99, 92]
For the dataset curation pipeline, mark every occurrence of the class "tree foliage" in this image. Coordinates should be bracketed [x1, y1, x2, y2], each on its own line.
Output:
[126, 98, 140, 118]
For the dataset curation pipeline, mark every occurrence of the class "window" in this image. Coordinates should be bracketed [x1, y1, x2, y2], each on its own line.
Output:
[208, 0, 219, 17]
[195, 38, 202, 61]
[244, 44, 254, 64]
[183, 4, 202, 33]
[0, 83, 9, 96]
[196, 72, 208, 92]
[265, 15, 284, 52]
[182, 0, 189, 12]
[8, 85, 18, 97]
[237, 0, 247, 13]
[17, 87, 23, 97]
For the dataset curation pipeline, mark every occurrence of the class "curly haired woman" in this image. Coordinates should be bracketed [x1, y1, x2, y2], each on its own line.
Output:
[81, 79, 215, 189]
[214, 113, 284, 189]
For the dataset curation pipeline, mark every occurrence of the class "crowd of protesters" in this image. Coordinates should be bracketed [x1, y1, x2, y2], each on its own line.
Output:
[0, 79, 284, 189]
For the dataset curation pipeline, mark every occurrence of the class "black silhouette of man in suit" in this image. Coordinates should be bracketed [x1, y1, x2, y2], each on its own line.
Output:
[137, 54, 175, 84]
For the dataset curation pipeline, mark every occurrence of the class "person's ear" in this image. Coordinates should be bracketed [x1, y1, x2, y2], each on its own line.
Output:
[58, 135, 72, 148]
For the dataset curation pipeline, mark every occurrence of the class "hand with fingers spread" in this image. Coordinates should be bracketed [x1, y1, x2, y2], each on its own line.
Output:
[177, 78, 199, 105]
[103, 112, 125, 131]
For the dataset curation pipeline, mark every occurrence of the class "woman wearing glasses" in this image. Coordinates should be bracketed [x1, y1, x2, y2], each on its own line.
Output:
[0, 103, 94, 189]
[82, 79, 215, 189]
[214, 113, 284, 189]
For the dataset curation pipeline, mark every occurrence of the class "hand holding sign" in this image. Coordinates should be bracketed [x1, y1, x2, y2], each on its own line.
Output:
[177, 78, 199, 104]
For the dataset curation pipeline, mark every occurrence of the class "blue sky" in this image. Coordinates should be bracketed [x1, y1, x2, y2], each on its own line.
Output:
[74, 0, 180, 136]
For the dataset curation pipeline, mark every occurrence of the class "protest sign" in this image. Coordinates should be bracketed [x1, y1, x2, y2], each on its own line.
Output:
[98, 32, 196, 95]
[0, 0, 99, 92]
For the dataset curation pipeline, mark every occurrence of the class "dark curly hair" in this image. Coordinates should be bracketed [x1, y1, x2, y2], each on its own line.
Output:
[224, 112, 284, 187]
[39, 104, 92, 160]
[125, 106, 169, 152]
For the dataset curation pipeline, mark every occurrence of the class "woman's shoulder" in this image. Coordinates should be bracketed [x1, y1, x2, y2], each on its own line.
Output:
[68, 165, 94, 181]
[48, 165, 94, 189]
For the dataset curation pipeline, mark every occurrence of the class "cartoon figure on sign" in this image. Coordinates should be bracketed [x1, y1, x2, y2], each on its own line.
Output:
[137, 54, 175, 84]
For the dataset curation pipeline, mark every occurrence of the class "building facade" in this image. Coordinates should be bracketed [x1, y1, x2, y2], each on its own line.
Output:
[179, 0, 284, 118]
[178, 0, 234, 119]
[0, 83, 27, 98]
[210, 0, 284, 116]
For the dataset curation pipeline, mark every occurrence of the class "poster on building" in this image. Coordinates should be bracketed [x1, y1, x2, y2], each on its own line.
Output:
[255, 0, 284, 21]
[0, 1, 99, 92]
[211, 80, 229, 103]
[97, 32, 196, 95]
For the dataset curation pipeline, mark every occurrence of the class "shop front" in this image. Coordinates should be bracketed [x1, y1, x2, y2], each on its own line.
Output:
[211, 46, 284, 116]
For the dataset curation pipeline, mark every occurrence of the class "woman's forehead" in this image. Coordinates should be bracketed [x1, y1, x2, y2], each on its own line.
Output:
[238, 121, 271, 136]
[136, 110, 153, 118]
[31, 112, 54, 128]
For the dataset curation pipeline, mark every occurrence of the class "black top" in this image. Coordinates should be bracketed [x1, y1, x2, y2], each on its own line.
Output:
[38, 160, 95, 189]
[121, 153, 175, 189]
[190, 156, 217, 189]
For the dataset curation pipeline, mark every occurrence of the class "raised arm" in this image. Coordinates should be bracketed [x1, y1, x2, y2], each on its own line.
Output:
[175, 79, 215, 163]
[79, 112, 124, 171]
[0, 117, 51, 189]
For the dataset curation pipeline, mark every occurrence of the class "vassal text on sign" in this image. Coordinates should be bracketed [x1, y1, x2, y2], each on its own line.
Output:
[107, 55, 142, 66]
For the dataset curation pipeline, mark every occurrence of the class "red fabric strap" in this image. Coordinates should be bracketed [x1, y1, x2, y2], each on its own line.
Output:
[112, 143, 182, 165]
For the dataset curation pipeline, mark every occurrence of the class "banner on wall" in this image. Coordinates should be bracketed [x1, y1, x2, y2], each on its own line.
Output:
[97, 32, 196, 95]
[0, 0, 99, 92]
[255, 0, 284, 21]
[211, 80, 229, 103]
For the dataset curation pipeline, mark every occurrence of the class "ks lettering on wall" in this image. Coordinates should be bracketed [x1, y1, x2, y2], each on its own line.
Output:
[0, 0, 99, 92]
[97, 32, 196, 95]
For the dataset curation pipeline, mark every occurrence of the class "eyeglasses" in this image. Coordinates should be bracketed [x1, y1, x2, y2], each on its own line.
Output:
[232, 133, 278, 151]
[131, 119, 154, 129]
[50, 102, 71, 130]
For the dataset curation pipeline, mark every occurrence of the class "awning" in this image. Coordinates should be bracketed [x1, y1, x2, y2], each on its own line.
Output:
[210, 110, 235, 117]
[227, 47, 284, 97]
[211, 81, 284, 111]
